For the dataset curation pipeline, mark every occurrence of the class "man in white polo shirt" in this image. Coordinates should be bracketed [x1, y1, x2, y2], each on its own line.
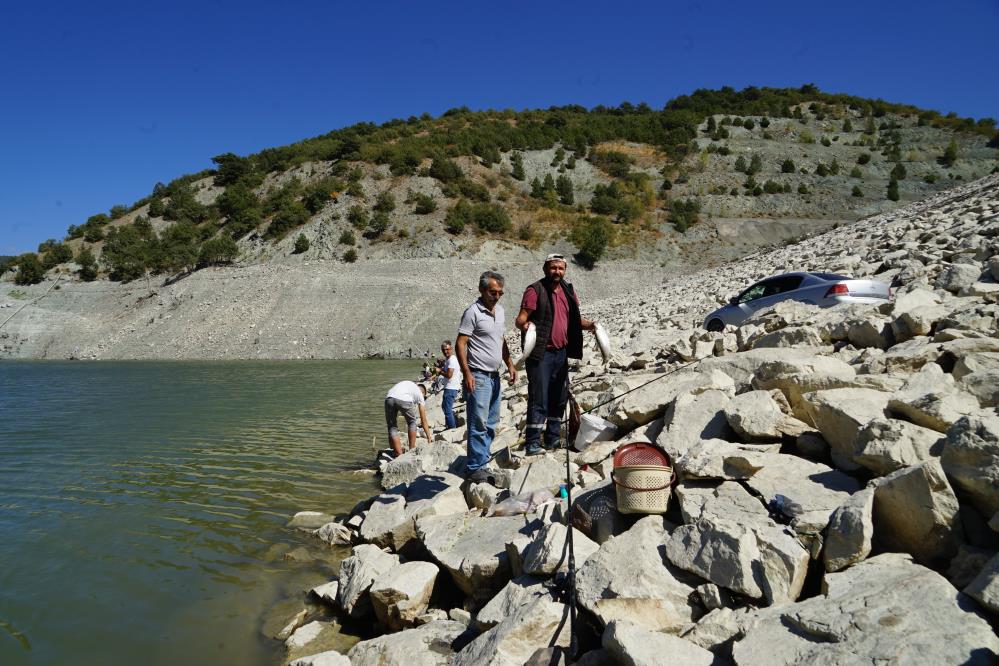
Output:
[440, 340, 461, 430]
[456, 271, 517, 482]
[384, 380, 432, 457]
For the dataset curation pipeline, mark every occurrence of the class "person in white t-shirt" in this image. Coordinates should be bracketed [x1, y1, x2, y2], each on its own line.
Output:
[440, 340, 462, 429]
[384, 380, 432, 457]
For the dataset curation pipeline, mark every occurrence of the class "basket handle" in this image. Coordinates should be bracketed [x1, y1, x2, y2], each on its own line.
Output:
[610, 468, 676, 492]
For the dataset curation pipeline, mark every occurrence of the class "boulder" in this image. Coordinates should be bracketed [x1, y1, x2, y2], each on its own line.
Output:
[873, 459, 963, 567]
[370, 561, 439, 630]
[665, 514, 809, 604]
[891, 287, 943, 316]
[964, 553, 999, 615]
[416, 511, 540, 600]
[475, 576, 547, 631]
[381, 441, 466, 489]
[522, 521, 600, 576]
[724, 390, 785, 441]
[656, 388, 734, 459]
[600, 369, 734, 428]
[799, 388, 890, 471]
[892, 304, 949, 342]
[309, 580, 339, 606]
[949, 545, 996, 588]
[887, 363, 980, 433]
[936, 262, 982, 293]
[602, 621, 714, 666]
[288, 511, 338, 531]
[359, 493, 408, 548]
[847, 315, 892, 349]
[959, 370, 999, 407]
[823, 487, 874, 573]
[953, 351, 999, 380]
[852, 417, 943, 475]
[942, 415, 999, 516]
[731, 553, 999, 665]
[679, 607, 748, 651]
[674, 480, 771, 526]
[508, 456, 575, 496]
[336, 544, 400, 616]
[749, 325, 825, 349]
[290, 651, 351, 666]
[314, 521, 354, 547]
[452, 597, 571, 666]
[576, 516, 698, 631]
[742, 453, 860, 536]
[347, 620, 468, 666]
[285, 621, 325, 650]
[675, 439, 775, 481]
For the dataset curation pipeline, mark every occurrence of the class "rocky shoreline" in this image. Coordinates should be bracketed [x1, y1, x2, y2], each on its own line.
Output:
[277, 174, 999, 665]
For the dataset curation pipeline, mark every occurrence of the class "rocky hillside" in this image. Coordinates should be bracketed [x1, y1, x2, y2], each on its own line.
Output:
[273, 174, 999, 664]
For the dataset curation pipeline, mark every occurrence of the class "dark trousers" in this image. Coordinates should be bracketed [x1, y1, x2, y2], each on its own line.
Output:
[525, 347, 568, 448]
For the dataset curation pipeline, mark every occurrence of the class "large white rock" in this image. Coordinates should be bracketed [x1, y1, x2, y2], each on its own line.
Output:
[602, 621, 714, 666]
[941, 414, 999, 516]
[959, 369, 999, 407]
[521, 521, 600, 576]
[852, 417, 944, 475]
[285, 621, 326, 650]
[600, 369, 734, 428]
[656, 388, 734, 459]
[475, 576, 547, 630]
[508, 456, 575, 496]
[576, 516, 698, 631]
[873, 459, 963, 567]
[381, 441, 466, 489]
[887, 362, 980, 433]
[724, 390, 785, 441]
[290, 651, 351, 666]
[823, 487, 874, 573]
[336, 544, 400, 616]
[731, 553, 999, 665]
[675, 439, 775, 481]
[936, 262, 982, 293]
[370, 561, 439, 630]
[799, 388, 890, 470]
[742, 453, 860, 536]
[416, 511, 540, 600]
[964, 553, 999, 615]
[452, 597, 571, 666]
[348, 620, 468, 666]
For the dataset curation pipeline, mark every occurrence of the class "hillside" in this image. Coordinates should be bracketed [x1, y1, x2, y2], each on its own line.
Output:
[1, 86, 997, 359]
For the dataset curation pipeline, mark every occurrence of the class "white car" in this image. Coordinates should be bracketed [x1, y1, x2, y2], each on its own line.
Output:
[703, 272, 891, 331]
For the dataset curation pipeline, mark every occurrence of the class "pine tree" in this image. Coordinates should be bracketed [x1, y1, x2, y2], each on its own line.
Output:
[555, 175, 574, 205]
[939, 139, 958, 167]
[887, 179, 899, 201]
[511, 152, 525, 180]
[735, 156, 747, 173]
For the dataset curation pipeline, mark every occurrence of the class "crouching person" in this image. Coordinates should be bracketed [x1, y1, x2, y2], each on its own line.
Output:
[384, 380, 432, 457]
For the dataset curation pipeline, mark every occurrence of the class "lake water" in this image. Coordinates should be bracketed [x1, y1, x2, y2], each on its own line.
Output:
[0, 360, 419, 665]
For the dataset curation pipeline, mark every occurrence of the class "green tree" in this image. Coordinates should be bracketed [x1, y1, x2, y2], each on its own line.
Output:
[198, 235, 239, 266]
[797, 183, 809, 195]
[103, 222, 155, 281]
[551, 147, 565, 166]
[163, 184, 207, 224]
[211, 152, 255, 186]
[366, 212, 389, 238]
[343, 248, 358, 263]
[339, 230, 356, 245]
[781, 159, 795, 173]
[570, 217, 614, 268]
[747, 154, 762, 175]
[409, 192, 437, 214]
[565, 154, 576, 169]
[373, 191, 396, 213]
[815, 163, 829, 177]
[668, 198, 701, 232]
[148, 198, 166, 217]
[887, 179, 900, 201]
[76, 247, 98, 281]
[445, 199, 472, 234]
[293, 234, 310, 254]
[42, 242, 73, 269]
[556, 175, 574, 205]
[14, 253, 44, 285]
[850, 166, 863, 178]
[38, 238, 57, 253]
[852, 185, 864, 197]
[939, 139, 958, 167]
[511, 152, 526, 180]
[347, 205, 369, 229]
[156, 221, 200, 273]
[704, 116, 717, 134]
[217, 183, 262, 238]
[828, 158, 840, 175]
[890, 163, 907, 180]
[763, 180, 782, 194]
[471, 203, 511, 233]
[857, 153, 871, 165]
[734, 156, 747, 173]
[743, 118, 755, 130]
[429, 157, 464, 183]
[843, 118, 853, 132]
[265, 200, 309, 240]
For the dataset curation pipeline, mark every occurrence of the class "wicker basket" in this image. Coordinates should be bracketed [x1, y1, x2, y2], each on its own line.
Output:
[611, 464, 674, 514]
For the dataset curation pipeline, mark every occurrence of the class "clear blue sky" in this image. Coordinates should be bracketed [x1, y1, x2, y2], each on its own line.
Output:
[1, 0, 997, 256]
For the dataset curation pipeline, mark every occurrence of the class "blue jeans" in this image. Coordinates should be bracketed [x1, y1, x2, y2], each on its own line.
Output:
[464, 370, 501, 473]
[525, 347, 568, 449]
[442, 388, 458, 430]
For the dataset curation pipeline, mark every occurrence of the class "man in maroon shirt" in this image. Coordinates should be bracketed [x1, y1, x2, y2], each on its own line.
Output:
[515, 254, 596, 455]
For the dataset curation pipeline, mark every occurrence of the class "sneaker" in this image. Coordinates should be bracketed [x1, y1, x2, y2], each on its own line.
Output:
[524, 444, 542, 456]
[543, 441, 561, 451]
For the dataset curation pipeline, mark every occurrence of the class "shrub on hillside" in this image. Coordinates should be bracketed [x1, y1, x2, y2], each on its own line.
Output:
[939, 139, 958, 167]
[857, 153, 871, 165]
[850, 166, 863, 178]
[293, 234, 310, 254]
[747, 154, 762, 175]
[668, 198, 701, 232]
[763, 180, 783, 194]
[887, 179, 900, 202]
[556, 175, 574, 205]
[471, 203, 511, 233]
[14, 253, 44, 285]
[42, 242, 73, 269]
[217, 183, 262, 238]
[570, 216, 614, 268]
[343, 248, 357, 263]
[852, 185, 864, 197]
[265, 200, 309, 240]
[406, 191, 437, 214]
[148, 198, 166, 217]
[890, 163, 907, 180]
[445, 200, 471, 234]
[781, 159, 795, 173]
[339, 230, 355, 245]
[373, 191, 396, 213]
[734, 156, 747, 173]
[199, 235, 239, 266]
[510, 152, 526, 180]
[347, 205, 369, 229]
[743, 118, 755, 130]
[77, 247, 98, 281]
[589, 150, 633, 178]
[366, 212, 389, 238]
[429, 158, 464, 183]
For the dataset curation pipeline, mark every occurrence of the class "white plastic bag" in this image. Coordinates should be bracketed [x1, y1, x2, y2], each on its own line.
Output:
[573, 413, 617, 451]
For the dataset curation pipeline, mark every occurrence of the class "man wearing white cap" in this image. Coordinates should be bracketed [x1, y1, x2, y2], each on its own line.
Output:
[515, 254, 596, 455]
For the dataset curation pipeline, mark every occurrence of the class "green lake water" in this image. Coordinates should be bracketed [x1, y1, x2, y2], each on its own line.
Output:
[0, 360, 419, 665]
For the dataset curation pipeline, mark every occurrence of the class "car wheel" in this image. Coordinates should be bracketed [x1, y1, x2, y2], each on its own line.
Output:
[706, 318, 724, 332]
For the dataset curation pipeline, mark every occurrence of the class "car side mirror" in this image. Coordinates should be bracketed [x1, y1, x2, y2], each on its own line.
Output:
[729, 296, 739, 305]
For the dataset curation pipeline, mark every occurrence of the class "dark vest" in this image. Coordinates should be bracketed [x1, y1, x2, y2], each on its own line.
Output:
[523, 279, 583, 362]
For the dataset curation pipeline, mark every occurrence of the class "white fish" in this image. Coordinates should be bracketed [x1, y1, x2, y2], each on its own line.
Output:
[515, 322, 537, 368]
[595, 322, 611, 364]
